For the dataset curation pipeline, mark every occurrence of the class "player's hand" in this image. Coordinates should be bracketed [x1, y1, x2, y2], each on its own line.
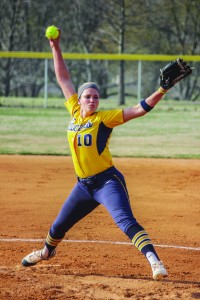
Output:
[49, 29, 61, 49]
[160, 58, 193, 90]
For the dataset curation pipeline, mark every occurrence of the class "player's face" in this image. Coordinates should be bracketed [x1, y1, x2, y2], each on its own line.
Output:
[79, 88, 99, 116]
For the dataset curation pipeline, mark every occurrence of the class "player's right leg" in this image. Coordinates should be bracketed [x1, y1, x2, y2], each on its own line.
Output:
[93, 168, 168, 280]
[22, 182, 99, 267]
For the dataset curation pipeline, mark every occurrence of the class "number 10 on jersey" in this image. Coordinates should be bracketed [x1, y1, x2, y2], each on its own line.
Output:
[77, 134, 92, 146]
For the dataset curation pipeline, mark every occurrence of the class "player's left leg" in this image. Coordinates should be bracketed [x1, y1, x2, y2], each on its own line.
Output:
[93, 168, 168, 280]
[22, 182, 99, 267]
[44, 182, 99, 253]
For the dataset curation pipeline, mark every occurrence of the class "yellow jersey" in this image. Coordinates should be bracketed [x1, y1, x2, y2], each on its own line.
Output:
[65, 94, 124, 178]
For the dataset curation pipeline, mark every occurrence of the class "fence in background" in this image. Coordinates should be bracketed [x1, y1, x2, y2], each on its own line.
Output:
[1, 52, 200, 107]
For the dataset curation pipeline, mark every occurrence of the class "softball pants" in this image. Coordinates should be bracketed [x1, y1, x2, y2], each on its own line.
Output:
[46, 166, 159, 260]
[49, 167, 138, 239]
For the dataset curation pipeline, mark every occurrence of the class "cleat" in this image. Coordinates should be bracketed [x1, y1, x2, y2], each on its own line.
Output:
[151, 261, 168, 280]
[21, 247, 56, 267]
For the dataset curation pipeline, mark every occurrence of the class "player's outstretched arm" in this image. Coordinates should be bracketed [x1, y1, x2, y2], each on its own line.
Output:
[123, 58, 193, 122]
[48, 29, 76, 100]
[123, 88, 166, 122]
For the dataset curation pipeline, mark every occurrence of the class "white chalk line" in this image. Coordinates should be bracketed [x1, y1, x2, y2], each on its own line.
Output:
[0, 238, 199, 251]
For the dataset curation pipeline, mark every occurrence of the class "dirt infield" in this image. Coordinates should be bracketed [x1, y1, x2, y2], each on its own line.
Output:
[0, 155, 200, 300]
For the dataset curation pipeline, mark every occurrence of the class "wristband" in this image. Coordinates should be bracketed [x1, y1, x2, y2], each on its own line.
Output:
[158, 87, 168, 94]
[140, 99, 153, 112]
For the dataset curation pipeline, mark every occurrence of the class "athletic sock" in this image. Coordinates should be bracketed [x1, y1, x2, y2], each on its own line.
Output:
[41, 245, 50, 258]
[44, 230, 63, 254]
[127, 224, 160, 262]
[146, 251, 159, 265]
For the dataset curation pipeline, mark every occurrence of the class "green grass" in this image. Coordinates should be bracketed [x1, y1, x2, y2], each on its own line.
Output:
[0, 97, 200, 158]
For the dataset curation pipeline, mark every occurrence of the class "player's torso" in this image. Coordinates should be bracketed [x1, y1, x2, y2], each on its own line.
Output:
[67, 112, 113, 178]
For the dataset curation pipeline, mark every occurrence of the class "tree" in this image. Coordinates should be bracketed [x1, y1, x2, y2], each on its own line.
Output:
[137, 0, 200, 100]
[0, 0, 199, 100]
[0, 0, 25, 96]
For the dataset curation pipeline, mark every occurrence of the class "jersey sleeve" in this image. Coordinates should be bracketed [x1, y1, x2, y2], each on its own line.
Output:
[98, 109, 124, 128]
[64, 94, 80, 117]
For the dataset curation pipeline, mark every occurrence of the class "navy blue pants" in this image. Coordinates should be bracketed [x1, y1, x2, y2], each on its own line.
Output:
[50, 166, 139, 239]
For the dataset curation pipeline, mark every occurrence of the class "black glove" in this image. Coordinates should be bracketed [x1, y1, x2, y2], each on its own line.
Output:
[160, 58, 193, 90]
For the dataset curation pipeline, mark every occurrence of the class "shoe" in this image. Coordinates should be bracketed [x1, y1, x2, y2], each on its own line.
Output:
[21, 247, 56, 267]
[151, 261, 168, 280]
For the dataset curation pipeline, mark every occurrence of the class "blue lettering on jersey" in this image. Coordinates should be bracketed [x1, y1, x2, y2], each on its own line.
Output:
[68, 119, 93, 132]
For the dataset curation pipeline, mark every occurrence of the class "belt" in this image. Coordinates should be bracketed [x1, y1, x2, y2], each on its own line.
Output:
[77, 166, 115, 186]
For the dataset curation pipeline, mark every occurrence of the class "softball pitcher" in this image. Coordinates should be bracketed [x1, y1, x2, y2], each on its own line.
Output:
[22, 28, 192, 280]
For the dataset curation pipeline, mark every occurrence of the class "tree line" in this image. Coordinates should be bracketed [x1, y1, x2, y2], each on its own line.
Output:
[0, 0, 199, 102]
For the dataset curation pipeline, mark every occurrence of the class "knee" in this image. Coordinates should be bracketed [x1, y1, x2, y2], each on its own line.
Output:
[115, 218, 139, 236]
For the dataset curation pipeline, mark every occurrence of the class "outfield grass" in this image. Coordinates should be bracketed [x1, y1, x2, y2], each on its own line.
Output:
[0, 97, 199, 158]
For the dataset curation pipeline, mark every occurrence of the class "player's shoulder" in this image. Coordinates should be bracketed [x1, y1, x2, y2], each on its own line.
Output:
[65, 93, 79, 116]
[95, 109, 124, 127]
[94, 110, 112, 120]
[97, 109, 123, 116]
[96, 109, 114, 116]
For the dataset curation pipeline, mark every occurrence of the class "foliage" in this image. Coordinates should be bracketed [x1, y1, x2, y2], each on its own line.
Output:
[0, 0, 199, 100]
